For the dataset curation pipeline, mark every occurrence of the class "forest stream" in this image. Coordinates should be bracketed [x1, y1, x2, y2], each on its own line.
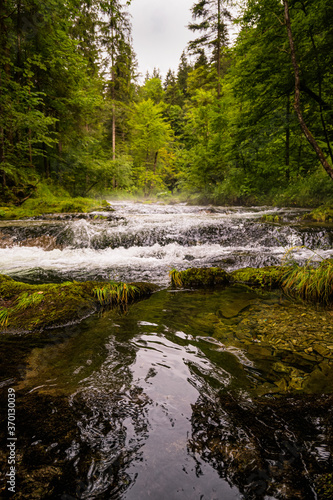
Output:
[1, 202, 333, 499]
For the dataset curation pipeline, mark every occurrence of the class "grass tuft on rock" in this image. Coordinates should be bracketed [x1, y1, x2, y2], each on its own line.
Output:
[93, 282, 139, 306]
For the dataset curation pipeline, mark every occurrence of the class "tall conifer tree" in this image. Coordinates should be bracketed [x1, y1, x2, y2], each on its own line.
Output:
[188, 0, 231, 98]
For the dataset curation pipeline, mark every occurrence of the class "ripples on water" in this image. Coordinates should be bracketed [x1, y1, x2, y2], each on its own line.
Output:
[0, 288, 332, 499]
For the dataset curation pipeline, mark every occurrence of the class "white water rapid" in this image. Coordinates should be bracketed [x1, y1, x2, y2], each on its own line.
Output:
[1, 201, 332, 284]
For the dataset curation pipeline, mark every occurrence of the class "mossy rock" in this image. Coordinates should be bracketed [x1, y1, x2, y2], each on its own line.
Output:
[303, 204, 333, 223]
[170, 266, 286, 289]
[170, 267, 230, 287]
[260, 214, 283, 223]
[230, 266, 285, 288]
[0, 197, 112, 220]
[0, 275, 157, 333]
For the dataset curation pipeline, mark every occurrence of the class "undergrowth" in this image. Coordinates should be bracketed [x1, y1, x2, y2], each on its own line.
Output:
[0, 182, 110, 220]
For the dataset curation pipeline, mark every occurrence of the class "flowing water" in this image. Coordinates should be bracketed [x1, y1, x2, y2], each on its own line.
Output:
[0, 202, 332, 284]
[0, 202, 333, 499]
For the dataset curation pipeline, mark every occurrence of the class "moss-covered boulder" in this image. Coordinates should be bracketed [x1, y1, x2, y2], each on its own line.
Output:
[169, 266, 286, 289]
[302, 204, 333, 222]
[0, 275, 157, 333]
[170, 267, 230, 287]
[170, 262, 333, 306]
[230, 266, 285, 288]
[0, 197, 112, 221]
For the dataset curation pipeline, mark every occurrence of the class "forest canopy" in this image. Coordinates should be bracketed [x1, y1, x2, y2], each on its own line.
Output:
[1, 0, 333, 207]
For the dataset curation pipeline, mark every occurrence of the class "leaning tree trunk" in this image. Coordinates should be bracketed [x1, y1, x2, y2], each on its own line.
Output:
[283, 0, 333, 180]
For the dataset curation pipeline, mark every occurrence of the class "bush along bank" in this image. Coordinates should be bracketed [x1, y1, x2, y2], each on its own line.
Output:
[0, 275, 157, 333]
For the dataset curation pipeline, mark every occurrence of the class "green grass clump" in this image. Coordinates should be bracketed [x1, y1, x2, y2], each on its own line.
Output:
[260, 214, 283, 223]
[93, 282, 139, 306]
[14, 291, 45, 311]
[281, 259, 333, 304]
[0, 308, 10, 327]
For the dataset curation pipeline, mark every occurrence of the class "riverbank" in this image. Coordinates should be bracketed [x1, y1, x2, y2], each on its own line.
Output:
[0, 196, 112, 221]
[1, 181, 333, 222]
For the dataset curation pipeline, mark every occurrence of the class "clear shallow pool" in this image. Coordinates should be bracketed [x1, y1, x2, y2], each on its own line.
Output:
[1, 286, 332, 499]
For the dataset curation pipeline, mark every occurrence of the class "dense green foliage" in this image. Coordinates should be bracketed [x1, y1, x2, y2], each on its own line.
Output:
[1, 0, 333, 206]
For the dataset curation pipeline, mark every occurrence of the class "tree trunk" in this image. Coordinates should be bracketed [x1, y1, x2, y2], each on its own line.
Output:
[111, 26, 116, 162]
[28, 84, 33, 167]
[43, 142, 49, 178]
[111, 26, 116, 188]
[285, 94, 290, 180]
[112, 101, 116, 161]
[153, 151, 158, 174]
[217, 0, 221, 99]
[283, 0, 333, 180]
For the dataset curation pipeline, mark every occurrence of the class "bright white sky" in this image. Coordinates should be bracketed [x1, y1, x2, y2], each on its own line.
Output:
[128, 0, 194, 81]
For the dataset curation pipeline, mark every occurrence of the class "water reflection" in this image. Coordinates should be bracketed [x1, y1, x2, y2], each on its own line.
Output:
[0, 288, 332, 498]
[189, 391, 333, 499]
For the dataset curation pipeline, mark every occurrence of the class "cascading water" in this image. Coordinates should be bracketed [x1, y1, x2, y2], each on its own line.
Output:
[1, 201, 332, 283]
[1, 202, 333, 499]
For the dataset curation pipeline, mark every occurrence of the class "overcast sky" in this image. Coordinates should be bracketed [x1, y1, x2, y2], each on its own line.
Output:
[128, 0, 194, 81]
